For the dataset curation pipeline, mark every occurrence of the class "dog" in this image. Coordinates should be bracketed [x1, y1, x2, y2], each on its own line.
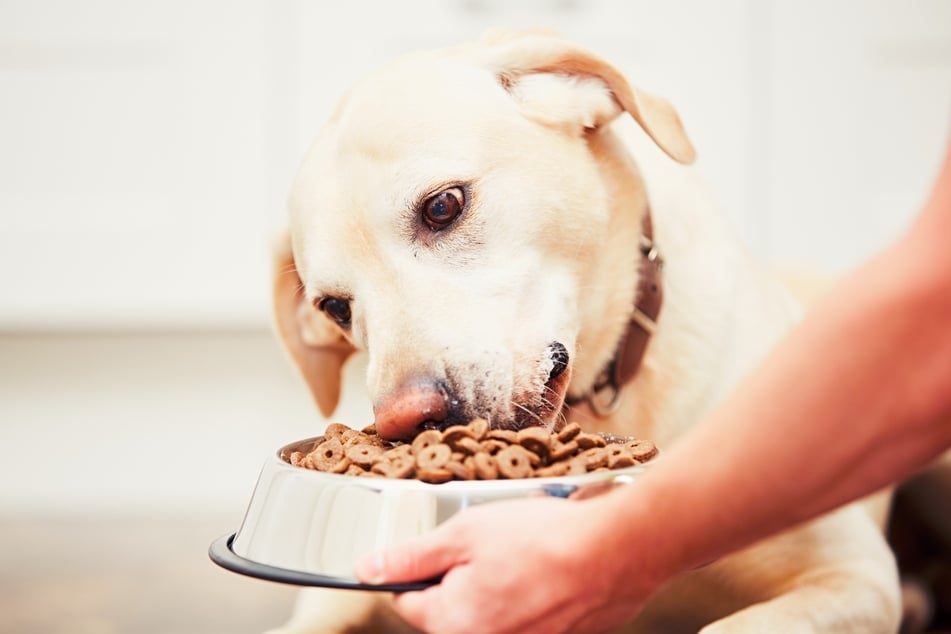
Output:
[269, 29, 902, 633]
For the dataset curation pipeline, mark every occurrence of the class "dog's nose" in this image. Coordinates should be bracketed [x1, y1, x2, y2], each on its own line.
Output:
[373, 379, 450, 440]
[548, 341, 569, 381]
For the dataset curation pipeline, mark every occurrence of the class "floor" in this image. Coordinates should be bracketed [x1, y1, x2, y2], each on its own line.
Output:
[0, 332, 365, 634]
[0, 513, 297, 634]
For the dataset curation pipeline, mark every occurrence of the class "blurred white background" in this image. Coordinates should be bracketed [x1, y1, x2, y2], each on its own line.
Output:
[0, 0, 949, 631]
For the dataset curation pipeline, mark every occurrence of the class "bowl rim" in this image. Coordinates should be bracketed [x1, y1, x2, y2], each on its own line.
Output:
[209, 533, 439, 591]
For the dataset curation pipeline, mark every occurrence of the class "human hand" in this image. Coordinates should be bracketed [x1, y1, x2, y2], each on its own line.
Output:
[354, 495, 660, 634]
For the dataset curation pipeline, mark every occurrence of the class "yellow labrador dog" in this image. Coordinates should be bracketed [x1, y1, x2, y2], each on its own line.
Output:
[270, 30, 901, 634]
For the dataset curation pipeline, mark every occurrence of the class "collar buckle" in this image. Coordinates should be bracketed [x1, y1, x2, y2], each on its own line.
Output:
[586, 382, 623, 416]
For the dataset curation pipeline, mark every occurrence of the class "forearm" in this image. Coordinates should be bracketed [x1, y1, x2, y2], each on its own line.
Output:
[592, 220, 951, 586]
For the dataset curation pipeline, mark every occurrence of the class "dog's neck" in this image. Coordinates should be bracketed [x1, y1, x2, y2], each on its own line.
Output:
[566, 207, 663, 415]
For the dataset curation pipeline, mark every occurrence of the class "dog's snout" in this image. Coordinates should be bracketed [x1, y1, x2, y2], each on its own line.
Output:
[373, 379, 450, 440]
[548, 341, 569, 381]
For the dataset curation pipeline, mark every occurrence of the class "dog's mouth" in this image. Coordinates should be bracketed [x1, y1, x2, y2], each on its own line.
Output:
[374, 341, 573, 439]
[509, 340, 572, 430]
[487, 341, 571, 429]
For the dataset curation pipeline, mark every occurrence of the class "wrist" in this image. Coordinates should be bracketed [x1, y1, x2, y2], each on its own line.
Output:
[579, 476, 687, 601]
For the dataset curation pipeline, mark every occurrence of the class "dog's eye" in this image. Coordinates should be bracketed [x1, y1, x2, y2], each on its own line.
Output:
[318, 297, 351, 328]
[421, 187, 465, 231]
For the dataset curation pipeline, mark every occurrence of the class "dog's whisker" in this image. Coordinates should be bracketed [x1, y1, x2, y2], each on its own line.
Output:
[511, 400, 547, 428]
[541, 386, 569, 407]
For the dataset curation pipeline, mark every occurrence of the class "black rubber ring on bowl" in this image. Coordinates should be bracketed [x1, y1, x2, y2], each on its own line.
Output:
[208, 533, 439, 592]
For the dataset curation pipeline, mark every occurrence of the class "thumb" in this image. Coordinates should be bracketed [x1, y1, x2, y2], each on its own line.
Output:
[354, 525, 467, 585]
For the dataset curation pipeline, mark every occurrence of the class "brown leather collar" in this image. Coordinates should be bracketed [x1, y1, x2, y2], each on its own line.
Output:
[566, 207, 663, 415]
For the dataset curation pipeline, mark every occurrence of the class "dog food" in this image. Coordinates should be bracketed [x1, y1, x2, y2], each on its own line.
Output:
[288, 420, 658, 483]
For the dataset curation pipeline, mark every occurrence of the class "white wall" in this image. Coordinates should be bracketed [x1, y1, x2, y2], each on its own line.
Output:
[1, 0, 949, 512]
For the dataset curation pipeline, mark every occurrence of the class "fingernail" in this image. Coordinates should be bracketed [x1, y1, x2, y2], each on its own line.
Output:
[356, 551, 386, 584]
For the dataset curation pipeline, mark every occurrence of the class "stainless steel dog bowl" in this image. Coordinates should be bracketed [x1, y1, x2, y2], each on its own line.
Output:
[210, 436, 648, 591]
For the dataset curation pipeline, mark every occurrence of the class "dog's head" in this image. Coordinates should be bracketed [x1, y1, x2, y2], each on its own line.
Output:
[274, 30, 694, 439]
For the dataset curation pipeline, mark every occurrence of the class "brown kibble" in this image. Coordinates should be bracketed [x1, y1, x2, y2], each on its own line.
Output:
[343, 432, 368, 447]
[626, 439, 658, 461]
[385, 444, 414, 460]
[607, 450, 637, 469]
[534, 462, 570, 478]
[495, 445, 534, 479]
[550, 439, 579, 462]
[411, 429, 443, 455]
[444, 427, 482, 455]
[330, 455, 351, 474]
[556, 422, 582, 442]
[486, 429, 518, 444]
[481, 439, 508, 455]
[416, 443, 452, 470]
[323, 423, 351, 440]
[467, 417, 489, 440]
[442, 425, 475, 446]
[517, 426, 552, 462]
[605, 444, 638, 469]
[524, 448, 542, 467]
[346, 444, 384, 467]
[310, 438, 347, 472]
[452, 436, 483, 455]
[579, 447, 608, 471]
[289, 421, 656, 482]
[372, 455, 416, 479]
[473, 452, 498, 480]
[566, 457, 589, 475]
[445, 459, 474, 480]
[608, 454, 637, 469]
[345, 464, 367, 477]
[418, 467, 453, 484]
[345, 432, 386, 449]
[575, 432, 607, 450]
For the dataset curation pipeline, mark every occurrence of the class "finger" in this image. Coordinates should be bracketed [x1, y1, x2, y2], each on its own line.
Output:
[392, 585, 442, 632]
[354, 526, 468, 585]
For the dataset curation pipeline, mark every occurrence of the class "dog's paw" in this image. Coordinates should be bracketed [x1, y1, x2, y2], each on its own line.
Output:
[699, 614, 816, 634]
[264, 616, 419, 634]
[263, 593, 419, 634]
[263, 620, 363, 634]
[262, 616, 357, 634]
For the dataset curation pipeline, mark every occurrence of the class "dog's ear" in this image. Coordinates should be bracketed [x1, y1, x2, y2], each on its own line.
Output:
[272, 231, 355, 418]
[480, 29, 696, 164]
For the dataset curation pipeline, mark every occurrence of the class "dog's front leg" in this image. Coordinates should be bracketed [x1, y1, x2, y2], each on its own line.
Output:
[697, 566, 900, 634]
[697, 509, 902, 634]
[266, 588, 418, 634]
